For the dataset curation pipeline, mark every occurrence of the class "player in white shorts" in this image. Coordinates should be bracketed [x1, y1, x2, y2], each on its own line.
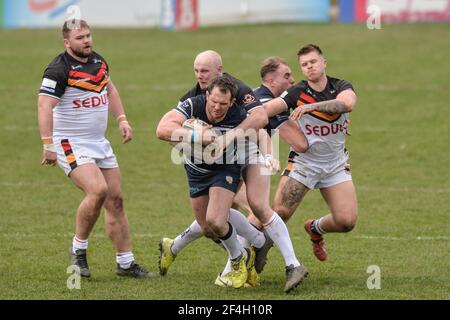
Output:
[55, 139, 118, 176]
[38, 19, 152, 278]
[264, 44, 358, 262]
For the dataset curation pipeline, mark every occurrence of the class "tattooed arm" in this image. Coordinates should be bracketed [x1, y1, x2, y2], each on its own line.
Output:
[290, 89, 357, 121]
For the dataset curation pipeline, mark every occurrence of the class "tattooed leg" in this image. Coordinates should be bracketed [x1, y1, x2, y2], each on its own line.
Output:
[273, 176, 309, 222]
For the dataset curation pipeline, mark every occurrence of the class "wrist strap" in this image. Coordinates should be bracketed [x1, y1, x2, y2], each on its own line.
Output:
[43, 143, 56, 152]
[116, 114, 127, 123]
[41, 136, 53, 145]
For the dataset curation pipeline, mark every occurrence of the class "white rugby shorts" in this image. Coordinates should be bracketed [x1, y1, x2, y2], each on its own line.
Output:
[282, 155, 352, 190]
[53, 138, 118, 176]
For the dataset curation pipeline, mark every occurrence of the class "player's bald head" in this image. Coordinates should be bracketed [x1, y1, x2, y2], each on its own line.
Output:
[194, 50, 223, 69]
[193, 50, 223, 89]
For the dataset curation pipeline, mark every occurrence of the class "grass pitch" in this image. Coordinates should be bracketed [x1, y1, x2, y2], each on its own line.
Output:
[0, 22, 449, 300]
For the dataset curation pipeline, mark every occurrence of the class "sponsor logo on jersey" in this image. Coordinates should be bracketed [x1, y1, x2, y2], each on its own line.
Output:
[305, 120, 350, 136]
[73, 92, 108, 109]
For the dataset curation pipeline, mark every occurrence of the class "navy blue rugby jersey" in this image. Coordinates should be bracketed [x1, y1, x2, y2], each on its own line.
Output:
[179, 73, 262, 113]
[175, 94, 248, 171]
[253, 84, 290, 135]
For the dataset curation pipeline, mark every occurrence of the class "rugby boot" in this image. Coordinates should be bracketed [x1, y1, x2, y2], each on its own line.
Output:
[158, 237, 176, 276]
[215, 253, 248, 288]
[117, 261, 155, 278]
[284, 264, 309, 293]
[253, 231, 274, 273]
[245, 247, 260, 287]
[304, 219, 328, 261]
[68, 247, 91, 277]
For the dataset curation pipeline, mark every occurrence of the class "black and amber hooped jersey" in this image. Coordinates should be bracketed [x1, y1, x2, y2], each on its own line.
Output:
[39, 51, 110, 140]
[39, 51, 109, 98]
[282, 76, 354, 123]
[280, 76, 355, 163]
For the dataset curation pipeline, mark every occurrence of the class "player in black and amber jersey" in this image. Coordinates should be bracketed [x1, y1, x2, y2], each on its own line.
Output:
[264, 44, 358, 263]
[37, 20, 152, 279]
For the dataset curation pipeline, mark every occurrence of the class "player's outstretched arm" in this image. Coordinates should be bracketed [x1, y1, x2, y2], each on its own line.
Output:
[237, 106, 269, 132]
[214, 106, 268, 153]
[278, 120, 309, 153]
[264, 97, 289, 118]
[107, 80, 133, 143]
[256, 129, 280, 172]
[290, 89, 357, 121]
[38, 95, 59, 166]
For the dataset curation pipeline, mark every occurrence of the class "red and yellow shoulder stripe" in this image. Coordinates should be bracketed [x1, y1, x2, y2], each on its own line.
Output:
[67, 62, 108, 93]
[296, 92, 340, 122]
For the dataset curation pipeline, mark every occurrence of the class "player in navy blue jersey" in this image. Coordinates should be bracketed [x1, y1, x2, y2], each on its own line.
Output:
[255, 56, 308, 150]
[216, 57, 311, 284]
[158, 51, 308, 293]
[157, 75, 264, 288]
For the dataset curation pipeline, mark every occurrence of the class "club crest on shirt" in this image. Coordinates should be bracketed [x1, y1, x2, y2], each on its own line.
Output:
[226, 176, 233, 185]
[242, 94, 256, 105]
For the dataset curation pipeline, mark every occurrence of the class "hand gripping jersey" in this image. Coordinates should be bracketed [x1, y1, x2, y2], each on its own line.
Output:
[175, 94, 248, 172]
[39, 51, 110, 141]
[280, 76, 354, 164]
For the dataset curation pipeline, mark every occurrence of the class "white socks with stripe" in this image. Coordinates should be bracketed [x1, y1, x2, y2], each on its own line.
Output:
[171, 208, 265, 256]
[171, 219, 204, 255]
[313, 217, 326, 235]
[72, 236, 88, 253]
[263, 212, 300, 267]
[116, 251, 135, 269]
[219, 223, 244, 260]
[228, 208, 265, 248]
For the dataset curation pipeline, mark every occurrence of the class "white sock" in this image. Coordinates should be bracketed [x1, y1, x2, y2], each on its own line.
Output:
[228, 208, 265, 248]
[314, 217, 326, 235]
[72, 236, 88, 253]
[172, 220, 204, 255]
[219, 223, 244, 260]
[237, 235, 250, 248]
[116, 251, 134, 269]
[263, 212, 300, 267]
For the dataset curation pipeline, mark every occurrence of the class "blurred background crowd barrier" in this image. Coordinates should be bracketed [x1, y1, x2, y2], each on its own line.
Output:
[1, 0, 449, 29]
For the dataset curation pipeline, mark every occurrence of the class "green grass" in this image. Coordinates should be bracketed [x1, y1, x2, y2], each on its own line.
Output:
[0, 23, 449, 299]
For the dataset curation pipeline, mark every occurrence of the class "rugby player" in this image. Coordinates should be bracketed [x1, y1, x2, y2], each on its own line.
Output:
[38, 20, 152, 278]
[265, 44, 358, 262]
[157, 75, 259, 288]
[158, 51, 308, 293]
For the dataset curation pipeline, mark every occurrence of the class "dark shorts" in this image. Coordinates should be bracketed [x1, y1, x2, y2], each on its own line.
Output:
[184, 164, 242, 198]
